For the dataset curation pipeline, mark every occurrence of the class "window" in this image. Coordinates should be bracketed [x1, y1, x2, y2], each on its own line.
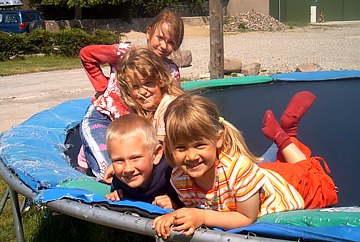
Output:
[4, 13, 18, 23]
[22, 12, 40, 22]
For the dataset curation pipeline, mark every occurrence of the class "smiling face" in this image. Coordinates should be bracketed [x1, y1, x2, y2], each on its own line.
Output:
[128, 74, 163, 111]
[108, 135, 162, 189]
[146, 22, 175, 58]
[172, 136, 223, 182]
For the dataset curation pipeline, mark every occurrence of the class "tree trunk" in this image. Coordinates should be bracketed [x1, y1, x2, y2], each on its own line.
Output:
[209, 0, 224, 79]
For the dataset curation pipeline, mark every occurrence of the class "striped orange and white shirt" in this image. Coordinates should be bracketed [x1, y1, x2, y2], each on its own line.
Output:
[171, 152, 304, 218]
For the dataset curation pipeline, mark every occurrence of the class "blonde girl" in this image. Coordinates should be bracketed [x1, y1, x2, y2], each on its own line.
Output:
[99, 48, 184, 184]
[153, 93, 337, 239]
[117, 47, 183, 141]
[78, 9, 184, 180]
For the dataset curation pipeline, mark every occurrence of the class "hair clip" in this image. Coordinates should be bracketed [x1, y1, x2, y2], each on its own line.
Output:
[218, 117, 224, 124]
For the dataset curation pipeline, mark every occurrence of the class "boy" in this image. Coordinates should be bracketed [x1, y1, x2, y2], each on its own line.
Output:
[105, 114, 183, 209]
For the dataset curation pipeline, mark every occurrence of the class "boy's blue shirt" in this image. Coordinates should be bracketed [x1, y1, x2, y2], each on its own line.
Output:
[110, 156, 183, 207]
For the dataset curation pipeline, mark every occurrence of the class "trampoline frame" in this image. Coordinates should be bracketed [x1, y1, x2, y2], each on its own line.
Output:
[1, 70, 360, 242]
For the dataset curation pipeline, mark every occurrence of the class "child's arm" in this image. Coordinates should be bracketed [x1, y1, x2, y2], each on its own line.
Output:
[153, 192, 259, 238]
[79, 44, 121, 92]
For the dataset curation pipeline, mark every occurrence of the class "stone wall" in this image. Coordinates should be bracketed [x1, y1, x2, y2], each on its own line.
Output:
[45, 16, 209, 33]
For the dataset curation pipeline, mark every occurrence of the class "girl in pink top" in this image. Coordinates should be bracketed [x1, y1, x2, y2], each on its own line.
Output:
[153, 93, 337, 238]
[78, 9, 184, 180]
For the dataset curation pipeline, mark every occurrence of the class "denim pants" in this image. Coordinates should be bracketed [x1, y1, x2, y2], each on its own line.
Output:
[79, 104, 112, 180]
[261, 143, 278, 162]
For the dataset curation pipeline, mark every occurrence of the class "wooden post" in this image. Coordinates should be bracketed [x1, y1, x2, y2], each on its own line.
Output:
[209, 0, 224, 79]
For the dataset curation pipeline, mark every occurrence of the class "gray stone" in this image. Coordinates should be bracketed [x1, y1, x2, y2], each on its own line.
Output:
[241, 62, 261, 76]
[224, 9, 288, 32]
[224, 58, 242, 74]
[170, 50, 192, 67]
[295, 63, 322, 72]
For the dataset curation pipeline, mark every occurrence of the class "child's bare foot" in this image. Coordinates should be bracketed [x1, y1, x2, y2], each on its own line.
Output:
[281, 91, 316, 137]
[262, 110, 291, 150]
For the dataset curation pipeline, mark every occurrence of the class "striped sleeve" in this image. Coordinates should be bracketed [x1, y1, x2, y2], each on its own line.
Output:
[231, 156, 267, 202]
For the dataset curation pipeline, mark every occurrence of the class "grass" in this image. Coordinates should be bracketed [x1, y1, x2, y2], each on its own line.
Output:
[0, 55, 155, 241]
[0, 55, 83, 76]
[0, 179, 155, 242]
[0, 180, 15, 242]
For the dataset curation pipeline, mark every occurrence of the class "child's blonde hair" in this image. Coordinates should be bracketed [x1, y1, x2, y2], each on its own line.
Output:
[147, 9, 184, 51]
[117, 48, 183, 119]
[106, 114, 159, 152]
[164, 93, 262, 167]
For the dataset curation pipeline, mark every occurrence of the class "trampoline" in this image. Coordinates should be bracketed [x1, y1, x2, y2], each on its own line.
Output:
[1, 70, 360, 242]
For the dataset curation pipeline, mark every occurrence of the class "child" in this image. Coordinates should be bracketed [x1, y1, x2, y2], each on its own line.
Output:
[152, 92, 337, 238]
[100, 48, 184, 184]
[78, 9, 184, 180]
[116, 48, 183, 141]
[105, 114, 183, 209]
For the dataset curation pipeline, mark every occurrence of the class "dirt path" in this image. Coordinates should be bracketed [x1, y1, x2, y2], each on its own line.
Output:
[0, 69, 93, 132]
[0, 21, 359, 132]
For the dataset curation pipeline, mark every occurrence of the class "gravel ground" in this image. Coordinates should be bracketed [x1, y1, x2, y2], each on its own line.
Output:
[1, 21, 359, 132]
[177, 21, 360, 79]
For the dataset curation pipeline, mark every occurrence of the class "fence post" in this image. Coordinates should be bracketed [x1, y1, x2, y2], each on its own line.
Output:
[209, 0, 224, 79]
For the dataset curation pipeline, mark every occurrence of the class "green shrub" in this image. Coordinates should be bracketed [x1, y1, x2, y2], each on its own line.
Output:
[0, 32, 26, 60]
[237, 21, 247, 30]
[25, 29, 54, 55]
[0, 29, 119, 61]
[53, 28, 93, 57]
[91, 29, 119, 45]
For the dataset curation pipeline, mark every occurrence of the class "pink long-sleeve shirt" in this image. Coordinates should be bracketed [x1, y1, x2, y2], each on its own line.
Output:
[80, 43, 180, 120]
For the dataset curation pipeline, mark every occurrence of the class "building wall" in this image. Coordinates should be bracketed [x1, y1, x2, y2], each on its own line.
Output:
[225, 0, 269, 16]
[317, 0, 360, 21]
[269, 0, 360, 23]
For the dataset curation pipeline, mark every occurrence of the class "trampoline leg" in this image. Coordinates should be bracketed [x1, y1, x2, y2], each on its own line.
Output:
[154, 235, 166, 242]
[0, 187, 10, 214]
[9, 188, 25, 242]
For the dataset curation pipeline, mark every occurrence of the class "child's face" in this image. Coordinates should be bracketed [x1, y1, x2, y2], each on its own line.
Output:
[146, 22, 175, 58]
[129, 76, 163, 111]
[171, 136, 223, 179]
[108, 135, 162, 189]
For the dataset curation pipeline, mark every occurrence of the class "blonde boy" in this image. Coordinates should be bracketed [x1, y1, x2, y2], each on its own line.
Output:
[105, 114, 182, 209]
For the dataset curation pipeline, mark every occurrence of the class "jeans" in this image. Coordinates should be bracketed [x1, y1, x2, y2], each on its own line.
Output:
[79, 104, 112, 180]
[261, 143, 278, 162]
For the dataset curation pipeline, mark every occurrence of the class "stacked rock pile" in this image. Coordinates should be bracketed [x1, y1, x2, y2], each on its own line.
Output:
[223, 9, 288, 32]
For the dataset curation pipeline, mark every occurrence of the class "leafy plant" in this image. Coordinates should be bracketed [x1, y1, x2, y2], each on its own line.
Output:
[237, 21, 247, 30]
[0, 32, 26, 60]
[91, 29, 119, 45]
[24, 29, 54, 54]
[0, 28, 119, 60]
[52, 28, 92, 57]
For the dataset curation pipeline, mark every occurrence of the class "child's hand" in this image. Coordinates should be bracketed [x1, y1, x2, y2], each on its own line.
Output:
[171, 208, 204, 236]
[105, 189, 123, 201]
[152, 195, 173, 209]
[152, 212, 176, 239]
[102, 164, 114, 184]
[152, 208, 205, 239]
